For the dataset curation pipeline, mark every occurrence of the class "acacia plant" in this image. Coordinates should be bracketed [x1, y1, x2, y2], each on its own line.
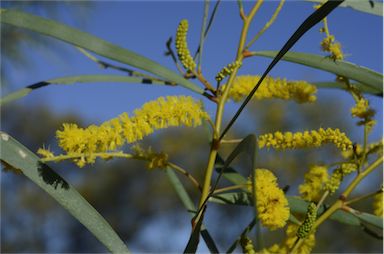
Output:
[1, 1, 383, 253]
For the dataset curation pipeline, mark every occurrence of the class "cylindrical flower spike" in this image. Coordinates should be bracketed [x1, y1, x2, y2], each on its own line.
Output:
[215, 60, 242, 82]
[257, 128, 353, 151]
[240, 235, 256, 254]
[254, 169, 290, 230]
[224, 75, 317, 103]
[175, 19, 196, 71]
[299, 165, 329, 202]
[40, 96, 209, 167]
[373, 191, 383, 217]
[297, 202, 317, 239]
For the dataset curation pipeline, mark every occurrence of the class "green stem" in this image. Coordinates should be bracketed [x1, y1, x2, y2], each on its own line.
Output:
[198, 0, 263, 209]
[245, 0, 285, 50]
[345, 189, 382, 206]
[212, 184, 248, 194]
[359, 124, 369, 171]
[342, 156, 383, 197]
[168, 162, 202, 191]
[40, 152, 133, 162]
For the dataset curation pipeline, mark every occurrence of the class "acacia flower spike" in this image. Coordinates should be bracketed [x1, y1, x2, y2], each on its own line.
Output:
[225, 75, 317, 103]
[39, 96, 210, 167]
[258, 128, 353, 151]
[254, 169, 290, 230]
[297, 202, 317, 239]
[215, 61, 242, 82]
[299, 165, 329, 202]
[175, 19, 196, 72]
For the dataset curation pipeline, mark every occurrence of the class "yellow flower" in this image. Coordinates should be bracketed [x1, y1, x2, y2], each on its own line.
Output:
[340, 162, 357, 175]
[131, 144, 169, 170]
[299, 165, 329, 202]
[283, 224, 315, 254]
[225, 75, 317, 103]
[215, 60, 242, 82]
[260, 224, 315, 254]
[325, 162, 357, 194]
[37, 147, 55, 159]
[297, 203, 317, 239]
[52, 96, 209, 167]
[257, 128, 353, 151]
[240, 235, 256, 254]
[175, 19, 196, 71]
[351, 98, 375, 120]
[321, 35, 344, 61]
[254, 169, 290, 230]
[373, 192, 383, 217]
[324, 168, 343, 194]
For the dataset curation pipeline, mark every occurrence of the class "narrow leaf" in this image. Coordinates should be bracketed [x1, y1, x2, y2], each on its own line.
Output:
[306, 0, 383, 16]
[1, 75, 175, 106]
[166, 168, 219, 253]
[313, 81, 381, 96]
[0, 132, 129, 253]
[210, 192, 383, 229]
[0, 9, 204, 95]
[251, 51, 383, 95]
[184, 206, 206, 254]
[214, 135, 256, 188]
[215, 154, 247, 187]
[349, 209, 383, 228]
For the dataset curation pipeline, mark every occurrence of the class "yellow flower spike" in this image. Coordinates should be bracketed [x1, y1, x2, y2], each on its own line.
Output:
[175, 19, 196, 71]
[297, 202, 317, 239]
[131, 145, 169, 170]
[37, 147, 55, 159]
[351, 98, 375, 121]
[254, 169, 290, 230]
[325, 168, 343, 194]
[373, 191, 383, 217]
[284, 224, 315, 254]
[240, 235, 256, 254]
[340, 162, 358, 175]
[299, 165, 329, 202]
[215, 60, 242, 82]
[258, 222, 316, 254]
[224, 75, 317, 103]
[258, 128, 353, 151]
[51, 96, 209, 167]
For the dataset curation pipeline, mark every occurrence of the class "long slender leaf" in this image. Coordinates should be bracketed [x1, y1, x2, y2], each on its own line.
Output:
[306, 0, 383, 16]
[166, 168, 219, 253]
[214, 135, 256, 188]
[0, 9, 204, 95]
[0, 75, 175, 106]
[250, 51, 383, 95]
[0, 131, 129, 253]
[348, 208, 383, 228]
[184, 205, 206, 254]
[210, 192, 383, 229]
[215, 154, 247, 187]
[313, 81, 381, 96]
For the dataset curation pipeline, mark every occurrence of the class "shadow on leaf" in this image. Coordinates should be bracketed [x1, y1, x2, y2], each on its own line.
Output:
[37, 161, 69, 190]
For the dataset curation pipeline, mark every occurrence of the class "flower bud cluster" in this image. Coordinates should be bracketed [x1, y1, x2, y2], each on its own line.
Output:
[175, 19, 196, 71]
